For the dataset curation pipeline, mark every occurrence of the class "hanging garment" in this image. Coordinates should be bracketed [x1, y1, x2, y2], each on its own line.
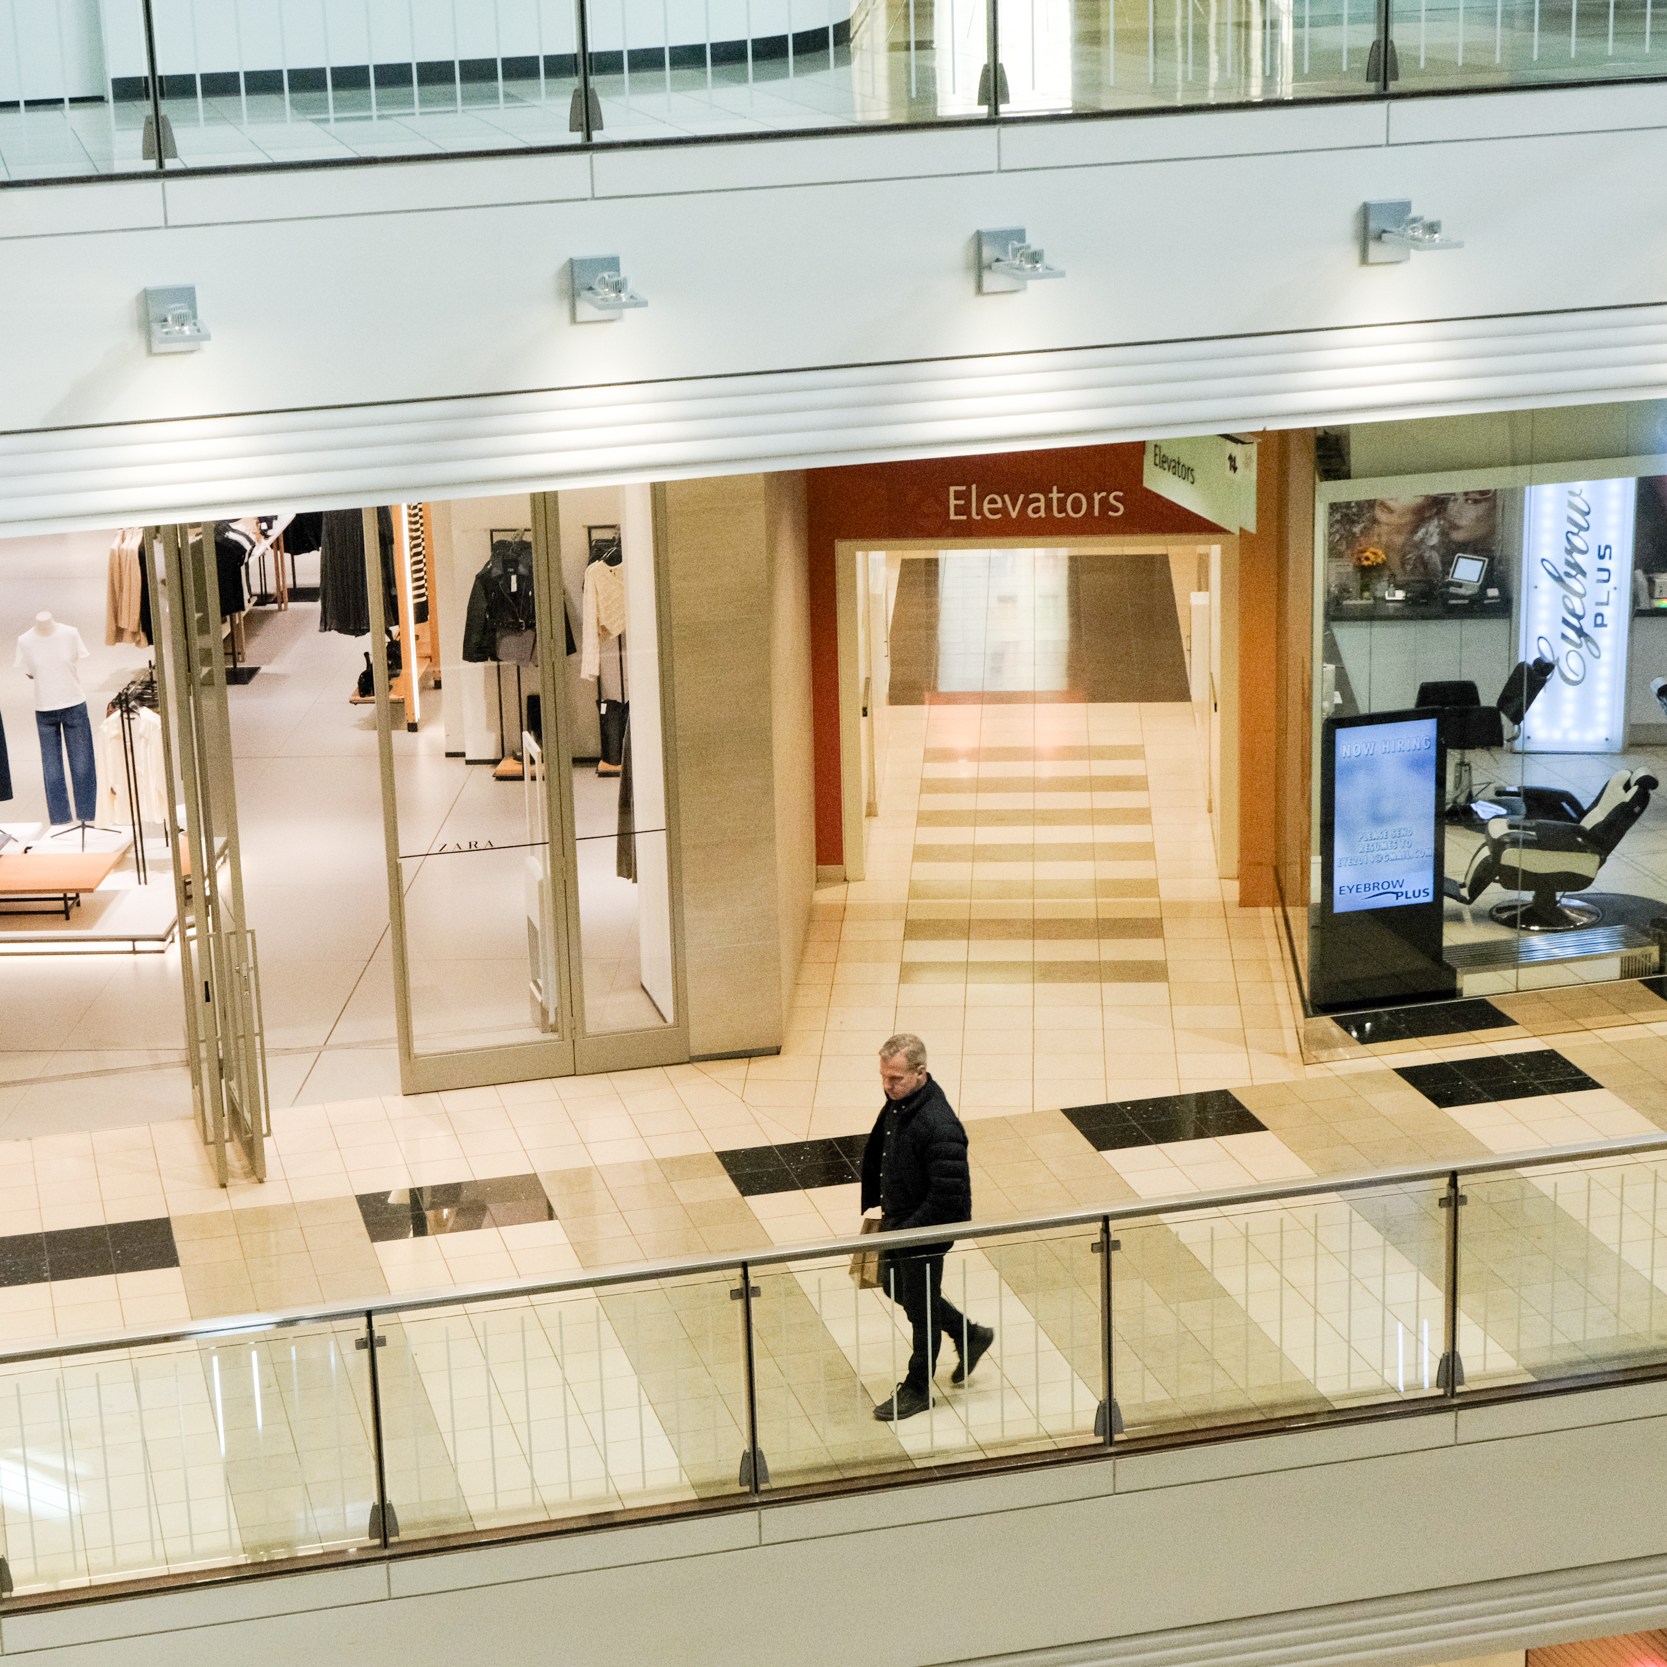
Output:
[138, 546, 153, 647]
[318, 507, 396, 637]
[597, 697, 628, 773]
[286, 510, 325, 555]
[97, 707, 168, 829]
[405, 504, 431, 626]
[615, 719, 636, 883]
[213, 521, 253, 617]
[461, 538, 537, 663]
[35, 702, 97, 825]
[106, 528, 148, 646]
[580, 558, 627, 680]
[0, 709, 11, 802]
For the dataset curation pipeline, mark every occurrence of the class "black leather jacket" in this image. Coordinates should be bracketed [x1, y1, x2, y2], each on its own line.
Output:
[461, 541, 536, 663]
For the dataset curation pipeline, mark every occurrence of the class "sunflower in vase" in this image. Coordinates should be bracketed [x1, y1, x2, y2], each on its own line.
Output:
[1351, 544, 1387, 601]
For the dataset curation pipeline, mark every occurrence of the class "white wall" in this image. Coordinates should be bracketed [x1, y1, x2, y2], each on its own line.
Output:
[6, 1383, 1667, 1667]
[10, 95, 1667, 528]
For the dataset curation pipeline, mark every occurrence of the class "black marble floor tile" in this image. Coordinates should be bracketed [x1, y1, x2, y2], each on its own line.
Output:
[0, 1232, 49, 1288]
[1394, 1048, 1600, 1109]
[108, 1217, 180, 1275]
[1332, 998, 1516, 1046]
[0, 1219, 183, 1287]
[356, 1174, 555, 1242]
[43, 1224, 117, 1281]
[1064, 1089, 1265, 1150]
[718, 1134, 869, 1197]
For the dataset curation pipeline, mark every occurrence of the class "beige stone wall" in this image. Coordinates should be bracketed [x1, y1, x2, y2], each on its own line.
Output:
[660, 472, 813, 1058]
[765, 472, 815, 1028]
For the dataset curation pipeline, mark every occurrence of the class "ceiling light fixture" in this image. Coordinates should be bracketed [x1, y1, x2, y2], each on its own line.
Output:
[977, 228, 1065, 294]
[570, 257, 648, 323]
[143, 286, 210, 353]
[1361, 200, 1464, 265]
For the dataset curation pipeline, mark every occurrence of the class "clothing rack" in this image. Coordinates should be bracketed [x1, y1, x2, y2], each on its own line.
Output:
[107, 667, 158, 884]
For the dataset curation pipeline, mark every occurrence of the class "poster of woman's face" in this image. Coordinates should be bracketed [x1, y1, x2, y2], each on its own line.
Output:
[1327, 490, 1501, 594]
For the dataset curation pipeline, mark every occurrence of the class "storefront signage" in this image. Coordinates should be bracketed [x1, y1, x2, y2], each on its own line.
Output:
[1519, 479, 1635, 752]
[947, 485, 1125, 522]
[1330, 716, 1440, 913]
[1142, 436, 1258, 533]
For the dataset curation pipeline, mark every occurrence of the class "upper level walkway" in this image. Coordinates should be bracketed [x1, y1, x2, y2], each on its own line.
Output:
[5, 0, 1667, 187]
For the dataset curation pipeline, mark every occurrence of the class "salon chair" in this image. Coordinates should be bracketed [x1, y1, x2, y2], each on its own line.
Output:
[1444, 768, 1658, 930]
[1415, 657, 1555, 815]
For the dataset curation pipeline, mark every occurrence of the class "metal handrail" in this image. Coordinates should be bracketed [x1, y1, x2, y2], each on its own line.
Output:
[5, 1130, 1663, 1370]
[9, 0, 1662, 194]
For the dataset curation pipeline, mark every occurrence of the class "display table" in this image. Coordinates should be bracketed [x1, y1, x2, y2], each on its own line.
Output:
[0, 825, 130, 919]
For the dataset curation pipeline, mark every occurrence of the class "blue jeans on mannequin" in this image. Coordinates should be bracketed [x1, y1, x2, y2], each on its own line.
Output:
[35, 703, 97, 825]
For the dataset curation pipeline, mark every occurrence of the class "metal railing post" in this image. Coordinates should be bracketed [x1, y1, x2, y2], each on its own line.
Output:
[358, 1312, 399, 1544]
[572, 0, 599, 139]
[137, 0, 170, 169]
[1094, 1217, 1124, 1444]
[734, 1261, 770, 1491]
[982, 0, 1003, 114]
[1437, 1170, 1467, 1396]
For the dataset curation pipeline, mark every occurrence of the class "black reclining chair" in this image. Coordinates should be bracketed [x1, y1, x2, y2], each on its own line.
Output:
[1416, 656, 1555, 814]
[1444, 769, 1658, 930]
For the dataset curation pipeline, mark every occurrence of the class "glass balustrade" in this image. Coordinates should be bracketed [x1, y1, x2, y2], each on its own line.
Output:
[0, 0, 1658, 185]
[4, 1142, 1667, 1608]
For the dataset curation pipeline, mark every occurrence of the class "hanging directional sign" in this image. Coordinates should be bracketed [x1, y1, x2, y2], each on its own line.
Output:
[1142, 436, 1258, 533]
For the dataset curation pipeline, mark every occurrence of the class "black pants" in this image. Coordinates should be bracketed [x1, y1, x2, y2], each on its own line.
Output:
[882, 1251, 970, 1394]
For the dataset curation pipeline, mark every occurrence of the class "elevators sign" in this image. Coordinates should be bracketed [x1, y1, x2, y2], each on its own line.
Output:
[1142, 436, 1258, 534]
[1519, 479, 1636, 753]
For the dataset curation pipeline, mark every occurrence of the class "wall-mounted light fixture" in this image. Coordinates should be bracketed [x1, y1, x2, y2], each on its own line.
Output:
[977, 228, 1065, 294]
[1361, 200, 1464, 265]
[143, 286, 210, 353]
[570, 256, 648, 324]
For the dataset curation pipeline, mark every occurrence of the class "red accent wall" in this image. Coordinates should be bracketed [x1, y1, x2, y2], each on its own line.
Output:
[806, 444, 1225, 867]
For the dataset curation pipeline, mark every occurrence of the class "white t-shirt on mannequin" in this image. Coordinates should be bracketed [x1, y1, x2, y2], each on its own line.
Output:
[15, 625, 90, 712]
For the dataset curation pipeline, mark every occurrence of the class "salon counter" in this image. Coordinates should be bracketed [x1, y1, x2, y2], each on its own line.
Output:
[1628, 611, 1667, 740]
[1330, 613, 1514, 715]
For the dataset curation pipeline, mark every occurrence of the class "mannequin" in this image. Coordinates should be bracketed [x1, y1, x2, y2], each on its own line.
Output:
[15, 612, 97, 826]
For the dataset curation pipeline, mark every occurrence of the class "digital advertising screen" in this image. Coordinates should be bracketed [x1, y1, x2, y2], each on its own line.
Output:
[1329, 716, 1440, 914]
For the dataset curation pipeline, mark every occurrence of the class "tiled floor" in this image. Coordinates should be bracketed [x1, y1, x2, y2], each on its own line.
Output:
[16, 549, 1667, 1595]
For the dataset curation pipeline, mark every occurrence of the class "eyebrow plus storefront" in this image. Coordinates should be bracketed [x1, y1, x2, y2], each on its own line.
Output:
[1304, 450, 1667, 1023]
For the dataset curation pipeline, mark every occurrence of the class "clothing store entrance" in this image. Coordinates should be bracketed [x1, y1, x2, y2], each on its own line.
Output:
[0, 484, 683, 1163]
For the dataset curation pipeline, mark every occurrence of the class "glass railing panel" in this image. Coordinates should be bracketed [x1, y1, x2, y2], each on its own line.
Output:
[1390, 0, 1667, 90]
[0, 0, 157, 180]
[582, 0, 988, 135]
[1460, 1155, 1667, 1388]
[748, 1226, 1103, 1488]
[0, 1320, 375, 1599]
[141, 0, 583, 169]
[994, 0, 1380, 118]
[370, 1274, 749, 1538]
[1114, 1182, 1449, 1436]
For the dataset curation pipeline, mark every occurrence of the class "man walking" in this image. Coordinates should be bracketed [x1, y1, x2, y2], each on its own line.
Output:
[861, 1033, 995, 1421]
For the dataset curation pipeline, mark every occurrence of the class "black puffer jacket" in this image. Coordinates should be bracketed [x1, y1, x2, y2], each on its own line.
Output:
[860, 1075, 972, 1254]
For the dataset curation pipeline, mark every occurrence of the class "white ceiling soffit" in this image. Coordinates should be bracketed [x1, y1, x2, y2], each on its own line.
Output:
[5, 304, 1667, 535]
[968, 1549, 1667, 1667]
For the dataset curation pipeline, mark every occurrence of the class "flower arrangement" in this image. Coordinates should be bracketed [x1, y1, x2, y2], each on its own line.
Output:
[1352, 544, 1387, 599]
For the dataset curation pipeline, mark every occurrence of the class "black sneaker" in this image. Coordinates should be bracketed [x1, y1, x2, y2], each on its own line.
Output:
[873, 1383, 932, 1421]
[951, 1323, 995, 1385]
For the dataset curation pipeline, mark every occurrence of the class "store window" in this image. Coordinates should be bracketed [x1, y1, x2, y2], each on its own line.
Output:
[0, 485, 685, 1159]
[1311, 472, 1667, 1013]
